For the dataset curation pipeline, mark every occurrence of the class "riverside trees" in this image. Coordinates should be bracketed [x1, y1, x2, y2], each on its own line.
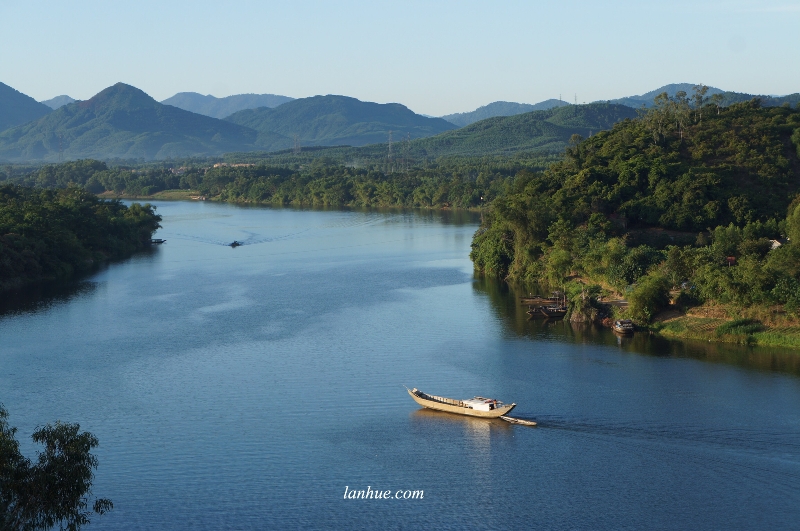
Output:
[470, 98, 800, 323]
[0, 184, 161, 291]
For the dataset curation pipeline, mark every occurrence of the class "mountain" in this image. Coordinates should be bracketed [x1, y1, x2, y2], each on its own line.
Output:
[441, 99, 569, 127]
[161, 92, 294, 118]
[402, 103, 638, 157]
[0, 82, 53, 132]
[41, 95, 77, 110]
[0, 83, 258, 162]
[609, 83, 800, 108]
[224, 95, 457, 150]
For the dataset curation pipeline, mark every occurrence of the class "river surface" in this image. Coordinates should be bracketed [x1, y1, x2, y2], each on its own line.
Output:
[2, 201, 800, 530]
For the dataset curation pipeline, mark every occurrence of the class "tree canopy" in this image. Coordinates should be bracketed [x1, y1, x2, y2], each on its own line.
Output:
[0, 405, 112, 530]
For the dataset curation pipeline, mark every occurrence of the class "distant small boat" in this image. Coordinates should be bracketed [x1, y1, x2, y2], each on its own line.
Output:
[406, 387, 515, 418]
[229, 241, 242, 247]
[613, 319, 634, 334]
[500, 416, 537, 426]
[150, 238, 166, 244]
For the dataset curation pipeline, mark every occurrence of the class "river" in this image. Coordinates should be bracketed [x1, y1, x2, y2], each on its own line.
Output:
[1, 201, 799, 530]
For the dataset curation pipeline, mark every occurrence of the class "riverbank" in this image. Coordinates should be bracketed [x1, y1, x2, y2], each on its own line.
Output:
[98, 189, 201, 201]
[650, 304, 800, 350]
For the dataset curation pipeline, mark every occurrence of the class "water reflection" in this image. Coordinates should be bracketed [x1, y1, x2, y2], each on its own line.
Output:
[0, 280, 98, 317]
[473, 275, 800, 377]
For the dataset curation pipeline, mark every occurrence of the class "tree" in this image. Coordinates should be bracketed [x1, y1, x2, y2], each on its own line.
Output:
[710, 93, 725, 115]
[0, 405, 112, 530]
[693, 84, 710, 121]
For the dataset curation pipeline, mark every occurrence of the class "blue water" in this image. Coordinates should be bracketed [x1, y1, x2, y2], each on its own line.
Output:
[2, 201, 799, 530]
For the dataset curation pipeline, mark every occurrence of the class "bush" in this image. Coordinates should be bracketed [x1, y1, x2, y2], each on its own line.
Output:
[627, 272, 671, 323]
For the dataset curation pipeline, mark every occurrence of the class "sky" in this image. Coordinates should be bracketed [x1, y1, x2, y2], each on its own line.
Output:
[1, 0, 799, 116]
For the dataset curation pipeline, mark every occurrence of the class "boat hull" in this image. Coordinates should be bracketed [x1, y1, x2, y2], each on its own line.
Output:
[407, 389, 515, 418]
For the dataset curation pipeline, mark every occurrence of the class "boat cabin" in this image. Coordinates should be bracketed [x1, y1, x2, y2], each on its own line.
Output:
[462, 397, 499, 411]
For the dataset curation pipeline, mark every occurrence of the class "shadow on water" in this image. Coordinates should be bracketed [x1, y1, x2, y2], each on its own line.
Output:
[0, 247, 159, 319]
[473, 275, 800, 377]
[0, 279, 98, 317]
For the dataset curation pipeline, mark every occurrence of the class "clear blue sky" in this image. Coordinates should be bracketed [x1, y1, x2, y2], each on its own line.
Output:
[2, 0, 798, 116]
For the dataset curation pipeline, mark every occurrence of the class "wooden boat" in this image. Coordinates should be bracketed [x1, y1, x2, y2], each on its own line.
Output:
[406, 387, 515, 418]
[613, 319, 634, 335]
[150, 238, 166, 244]
[526, 306, 547, 318]
[539, 305, 567, 318]
[500, 416, 538, 426]
[229, 241, 242, 247]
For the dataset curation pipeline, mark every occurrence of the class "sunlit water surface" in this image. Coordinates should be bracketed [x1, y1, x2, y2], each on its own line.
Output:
[2, 201, 799, 530]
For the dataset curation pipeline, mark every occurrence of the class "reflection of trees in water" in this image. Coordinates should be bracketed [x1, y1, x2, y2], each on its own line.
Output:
[473, 275, 800, 377]
[0, 280, 98, 317]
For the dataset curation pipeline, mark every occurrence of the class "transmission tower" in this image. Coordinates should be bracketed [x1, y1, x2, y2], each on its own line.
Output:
[387, 130, 393, 160]
[58, 133, 63, 162]
[293, 135, 300, 154]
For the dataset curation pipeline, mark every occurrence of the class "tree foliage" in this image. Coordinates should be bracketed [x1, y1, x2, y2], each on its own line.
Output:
[0, 405, 112, 530]
[472, 99, 800, 322]
[0, 184, 161, 291]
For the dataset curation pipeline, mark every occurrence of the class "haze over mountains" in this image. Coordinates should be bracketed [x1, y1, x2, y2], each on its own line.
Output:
[441, 99, 569, 127]
[41, 95, 77, 110]
[161, 92, 294, 119]
[0, 80, 798, 162]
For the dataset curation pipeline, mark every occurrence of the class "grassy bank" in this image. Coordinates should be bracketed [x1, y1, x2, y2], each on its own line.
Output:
[651, 305, 800, 349]
[98, 189, 202, 201]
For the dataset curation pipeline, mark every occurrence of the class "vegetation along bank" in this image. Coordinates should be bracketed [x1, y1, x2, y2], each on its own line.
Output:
[471, 96, 800, 348]
[0, 184, 161, 292]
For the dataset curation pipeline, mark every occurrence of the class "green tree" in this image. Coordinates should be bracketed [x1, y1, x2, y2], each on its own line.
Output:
[0, 405, 112, 530]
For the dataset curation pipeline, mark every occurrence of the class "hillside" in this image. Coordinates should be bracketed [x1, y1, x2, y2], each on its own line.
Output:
[610, 83, 800, 108]
[469, 99, 800, 337]
[0, 83, 258, 161]
[224, 95, 457, 150]
[472, 99, 800, 283]
[161, 92, 294, 118]
[402, 103, 638, 157]
[41, 95, 76, 109]
[0, 82, 52, 132]
[442, 99, 569, 127]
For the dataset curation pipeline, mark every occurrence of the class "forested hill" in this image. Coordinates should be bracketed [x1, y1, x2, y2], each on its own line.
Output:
[0, 82, 52, 132]
[223, 95, 457, 151]
[0, 83, 258, 162]
[401, 103, 638, 157]
[161, 92, 294, 118]
[610, 83, 800, 109]
[471, 99, 800, 322]
[441, 99, 569, 127]
[0, 184, 161, 291]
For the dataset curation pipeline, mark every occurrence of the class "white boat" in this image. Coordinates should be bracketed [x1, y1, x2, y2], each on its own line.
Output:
[406, 387, 515, 418]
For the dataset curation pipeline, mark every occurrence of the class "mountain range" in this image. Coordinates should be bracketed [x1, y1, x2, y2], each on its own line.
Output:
[0, 83, 257, 161]
[0, 81, 797, 162]
[161, 92, 294, 118]
[441, 99, 569, 127]
[224, 95, 456, 151]
[349, 103, 638, 159]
